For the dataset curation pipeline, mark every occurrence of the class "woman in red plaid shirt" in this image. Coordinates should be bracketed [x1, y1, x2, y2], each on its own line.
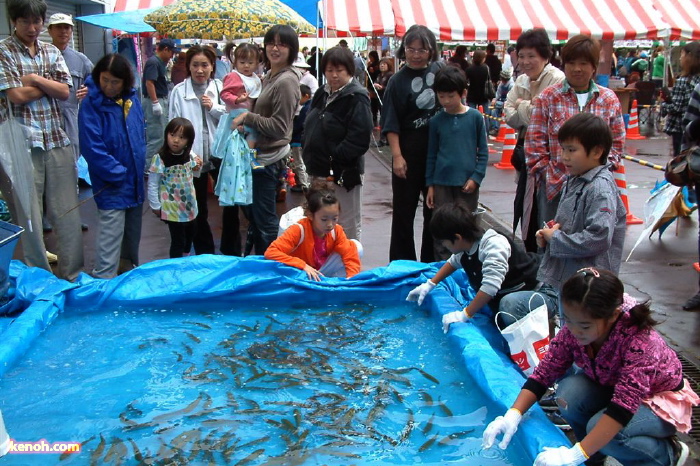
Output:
[525, 35, 626, 232]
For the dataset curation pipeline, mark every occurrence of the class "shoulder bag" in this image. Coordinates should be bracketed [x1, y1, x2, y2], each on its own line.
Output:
[665, 146, 700, 187]
[484, 66, 496, 101]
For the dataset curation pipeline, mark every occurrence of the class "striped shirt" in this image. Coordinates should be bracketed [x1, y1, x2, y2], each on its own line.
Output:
[661, 75, 700, 136]
[525, 80, 625, 200]
[0, 34, 71, 151]
[682, 81, 700, 151]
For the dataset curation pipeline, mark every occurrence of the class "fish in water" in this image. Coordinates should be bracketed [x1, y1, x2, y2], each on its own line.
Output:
[233, 448, 265, 465]
[418, 433, 440, 452]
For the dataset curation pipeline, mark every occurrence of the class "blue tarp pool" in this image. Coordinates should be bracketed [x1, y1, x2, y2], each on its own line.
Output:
[0, 257, 569, 463]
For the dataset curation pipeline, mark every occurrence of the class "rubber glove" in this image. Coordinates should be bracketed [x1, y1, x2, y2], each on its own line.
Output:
[442, 309, 469, 333]
[405, 280, 436, 305]
[152, 101, 163, 116]
[482, 408, 522, 450]
[533, 443, 588, 466]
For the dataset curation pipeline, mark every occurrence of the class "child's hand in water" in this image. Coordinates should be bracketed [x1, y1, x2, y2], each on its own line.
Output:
[303, 265, 324, 281]
[236, 92, 249, 104]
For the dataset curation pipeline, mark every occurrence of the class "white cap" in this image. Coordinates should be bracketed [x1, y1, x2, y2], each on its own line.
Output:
[293, 54, 309, 68]
[48, 13, 74, 27]
[0, 410, 10, 457]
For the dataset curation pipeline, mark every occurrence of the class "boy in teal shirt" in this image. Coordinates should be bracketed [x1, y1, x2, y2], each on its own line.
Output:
[426, 66, 489, 259]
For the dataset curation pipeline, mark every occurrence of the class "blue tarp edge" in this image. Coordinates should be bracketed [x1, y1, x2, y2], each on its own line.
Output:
[0, 256, 569, 461]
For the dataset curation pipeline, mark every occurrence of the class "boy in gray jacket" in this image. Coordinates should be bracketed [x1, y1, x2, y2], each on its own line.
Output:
[499, 113, 627, 324]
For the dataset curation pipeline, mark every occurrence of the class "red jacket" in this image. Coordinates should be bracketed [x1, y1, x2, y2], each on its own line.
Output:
[264, 217, 361, 277]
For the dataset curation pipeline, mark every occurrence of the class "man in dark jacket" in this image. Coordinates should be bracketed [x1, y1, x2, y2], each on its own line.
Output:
[485, 43, 503, 86]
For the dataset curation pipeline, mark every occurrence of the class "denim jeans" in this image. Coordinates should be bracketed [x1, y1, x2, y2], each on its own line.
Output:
[496, 284, 559, 328]
[245, 160, 284, 255]
[557, 373, 676, 466]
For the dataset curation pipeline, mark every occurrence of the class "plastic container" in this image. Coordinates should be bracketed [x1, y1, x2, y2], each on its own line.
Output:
[0, 221, 23, 299]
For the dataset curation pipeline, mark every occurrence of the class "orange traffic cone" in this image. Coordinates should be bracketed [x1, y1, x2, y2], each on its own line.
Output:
[494, 125, 516, 170]
[613, 162, 643, 224]
[495, 120, 509, 142]
[626, 99, 645, 140]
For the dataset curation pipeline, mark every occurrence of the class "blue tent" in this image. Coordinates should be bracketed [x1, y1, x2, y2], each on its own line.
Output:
[76, 9, 157, 34]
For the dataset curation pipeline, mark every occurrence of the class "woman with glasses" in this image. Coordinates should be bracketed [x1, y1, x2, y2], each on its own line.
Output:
[381, 24, 443, 262]
[232, 25, 301, 254]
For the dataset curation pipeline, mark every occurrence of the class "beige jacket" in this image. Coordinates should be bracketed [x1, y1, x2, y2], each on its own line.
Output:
[504, 64, 565, 137]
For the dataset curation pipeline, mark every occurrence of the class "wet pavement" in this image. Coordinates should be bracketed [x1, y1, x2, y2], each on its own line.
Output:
[39, 122, 700, 462]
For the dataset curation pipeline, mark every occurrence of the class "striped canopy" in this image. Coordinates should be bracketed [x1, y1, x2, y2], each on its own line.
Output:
[321, 0, 675, 40]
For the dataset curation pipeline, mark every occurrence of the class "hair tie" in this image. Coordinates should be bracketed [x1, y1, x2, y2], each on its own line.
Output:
[620, 293, 636, 313]
[577, 267, 600, 278]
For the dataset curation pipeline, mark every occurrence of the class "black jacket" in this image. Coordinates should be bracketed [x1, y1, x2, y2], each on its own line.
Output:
[302, 79, 373, 188]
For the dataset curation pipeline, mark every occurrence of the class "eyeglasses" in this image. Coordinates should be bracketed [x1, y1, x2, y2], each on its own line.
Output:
[406, 47, 429, 55]
[266, 42, 289, 50]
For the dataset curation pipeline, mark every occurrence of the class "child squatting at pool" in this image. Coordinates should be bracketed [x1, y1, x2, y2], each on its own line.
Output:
[483, 268, 698, 466]
[406, 202, 540, 331]
[264, 185, 362, 281]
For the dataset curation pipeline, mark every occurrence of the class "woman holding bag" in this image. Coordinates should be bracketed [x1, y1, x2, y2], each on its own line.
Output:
[505, 28, 565, 251]
[232, 25, 301, 254]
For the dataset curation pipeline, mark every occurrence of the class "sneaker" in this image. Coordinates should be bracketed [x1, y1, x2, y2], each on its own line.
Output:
[682, 293, 700, 311]
[671, 436, 689, 466]
[46, 251, 58, 264]
[545, 410, 571, 431]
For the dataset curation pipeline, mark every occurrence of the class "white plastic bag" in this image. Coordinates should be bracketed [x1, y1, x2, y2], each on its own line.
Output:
[495, 294, 550, 376]
[278, 206, 304, 237]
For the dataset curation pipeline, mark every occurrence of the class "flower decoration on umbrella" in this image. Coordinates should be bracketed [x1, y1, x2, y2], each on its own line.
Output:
[144, 0, 315, 40]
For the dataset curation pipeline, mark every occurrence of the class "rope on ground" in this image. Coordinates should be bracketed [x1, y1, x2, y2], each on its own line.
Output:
[622, 155, 665, 171]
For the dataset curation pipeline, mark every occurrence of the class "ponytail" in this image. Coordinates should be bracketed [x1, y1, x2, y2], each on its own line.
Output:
[626, 301, 658, 330]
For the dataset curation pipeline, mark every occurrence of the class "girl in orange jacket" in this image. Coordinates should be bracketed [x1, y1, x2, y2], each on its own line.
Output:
[265, 187, 362, 280]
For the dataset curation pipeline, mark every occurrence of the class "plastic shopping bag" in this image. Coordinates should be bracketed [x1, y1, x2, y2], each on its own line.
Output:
[495, 294, 550, 376]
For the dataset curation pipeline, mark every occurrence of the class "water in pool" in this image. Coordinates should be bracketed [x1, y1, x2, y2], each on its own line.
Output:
[0, 302, 528, 465]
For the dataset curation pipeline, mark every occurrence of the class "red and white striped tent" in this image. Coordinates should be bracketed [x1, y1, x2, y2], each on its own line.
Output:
[652, 0, 700, 40]
[113, 0, 175, 11]
[321, 0, 671, 40]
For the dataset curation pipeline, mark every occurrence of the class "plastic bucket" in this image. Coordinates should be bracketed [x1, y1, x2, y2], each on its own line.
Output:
[0, 221, 23, 298]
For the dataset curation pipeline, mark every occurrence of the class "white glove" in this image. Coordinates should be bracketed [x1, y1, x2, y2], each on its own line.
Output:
[482, 408, 522, 450]
[152, 101, 163, 116]
[442, 309, 469, 333]
[406, 280, 436, 305]
[533, 443, 588, 466]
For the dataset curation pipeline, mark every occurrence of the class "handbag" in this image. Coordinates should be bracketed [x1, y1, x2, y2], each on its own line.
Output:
[484, 67, 496, 100]
[494, 294, 550, 376]
[665, 147, 700, 187]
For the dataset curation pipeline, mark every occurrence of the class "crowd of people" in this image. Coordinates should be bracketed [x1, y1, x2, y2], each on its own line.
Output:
[1, 0, 699, 463]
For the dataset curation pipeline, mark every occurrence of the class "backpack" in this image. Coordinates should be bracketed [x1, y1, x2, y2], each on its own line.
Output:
[632, 58, 649, 72]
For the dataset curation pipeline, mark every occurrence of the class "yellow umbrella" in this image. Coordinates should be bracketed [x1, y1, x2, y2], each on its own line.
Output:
[144, 0, 315, 40]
